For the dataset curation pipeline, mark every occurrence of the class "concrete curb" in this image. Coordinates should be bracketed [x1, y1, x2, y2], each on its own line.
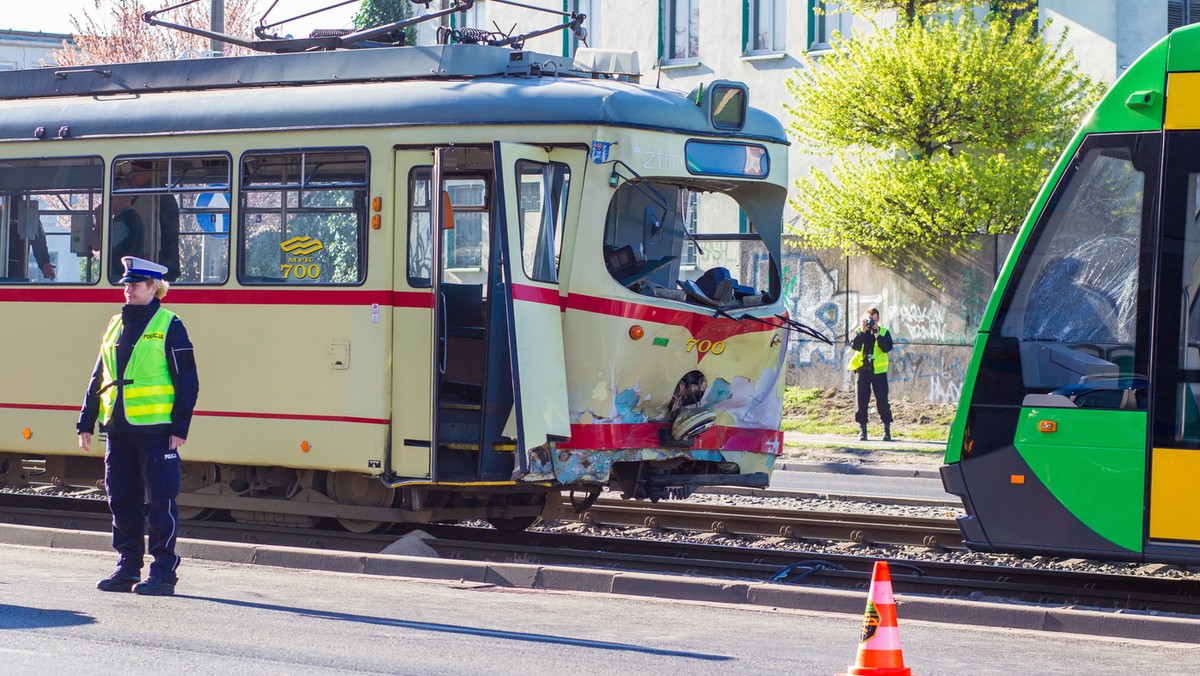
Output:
[776, 461, 942, 479]
[7, 522, 1198, 644]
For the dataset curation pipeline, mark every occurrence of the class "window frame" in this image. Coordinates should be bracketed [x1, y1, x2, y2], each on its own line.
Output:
[661, 0, 700, 65]
[406, 166, 494, 288]
[236, 146, 370, 287]
[808, 0, 850, 52]
[745, 0, 786, 55]
[564, 0, 598, 57]
[0, 155, 104, 286]
[109, 152, 233, 286]
[514, 159, 571, 284]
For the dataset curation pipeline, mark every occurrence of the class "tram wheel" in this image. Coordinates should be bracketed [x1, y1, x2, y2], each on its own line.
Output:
[178, 462, 218, 520]
[325, 472, 398, 534]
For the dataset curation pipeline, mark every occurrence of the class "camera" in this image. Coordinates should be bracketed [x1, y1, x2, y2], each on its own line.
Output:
[865, 318, 877, 330]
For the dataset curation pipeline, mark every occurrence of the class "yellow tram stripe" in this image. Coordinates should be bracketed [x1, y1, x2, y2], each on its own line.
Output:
[1166, 73, 1200, 130]
[1150, 447, 1200, 541]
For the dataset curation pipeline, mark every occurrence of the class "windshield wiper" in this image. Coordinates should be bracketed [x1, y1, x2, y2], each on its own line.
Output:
[773, 313, 833, 345]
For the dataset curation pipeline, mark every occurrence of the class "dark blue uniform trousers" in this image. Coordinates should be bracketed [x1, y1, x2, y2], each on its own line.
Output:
[104, 433, 181, 584]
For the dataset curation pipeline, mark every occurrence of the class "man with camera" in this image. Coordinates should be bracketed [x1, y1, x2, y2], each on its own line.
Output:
[848, 307, 894, 441]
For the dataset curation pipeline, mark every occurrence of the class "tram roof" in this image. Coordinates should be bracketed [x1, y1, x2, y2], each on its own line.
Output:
[0, 45, 787, 144]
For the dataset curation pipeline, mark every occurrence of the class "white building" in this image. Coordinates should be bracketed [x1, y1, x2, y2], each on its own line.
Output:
[447, 0, 1185, 224]
[0, 30, 72, 70]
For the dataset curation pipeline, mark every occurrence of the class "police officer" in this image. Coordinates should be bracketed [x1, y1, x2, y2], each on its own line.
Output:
[848, 307, 894, 441]
[77, 256, 199, 596]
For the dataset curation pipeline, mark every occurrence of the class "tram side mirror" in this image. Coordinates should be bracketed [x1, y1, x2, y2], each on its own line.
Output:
[689, 80, 748, 132]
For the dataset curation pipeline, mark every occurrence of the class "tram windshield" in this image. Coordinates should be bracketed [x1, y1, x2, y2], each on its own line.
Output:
[602, 180, 778, 308]
[981, 134, 1156, 411]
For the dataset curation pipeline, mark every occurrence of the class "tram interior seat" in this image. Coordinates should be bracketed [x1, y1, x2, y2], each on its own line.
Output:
[1019, 341, 1117, 389]
[442, 283, 486, 389]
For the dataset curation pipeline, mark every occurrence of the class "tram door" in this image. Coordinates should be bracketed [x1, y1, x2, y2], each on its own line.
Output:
[1150, 130, 1200, 548]
[391, 147, 513, 482]
[492, 142, 573, 468]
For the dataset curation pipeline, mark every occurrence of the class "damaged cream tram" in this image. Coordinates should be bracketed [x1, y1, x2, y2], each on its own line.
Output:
[0, 43, 806, 531]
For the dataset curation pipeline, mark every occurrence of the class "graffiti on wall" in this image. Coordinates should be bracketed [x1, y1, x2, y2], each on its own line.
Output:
[885, 345, 968, 405]
[779, 251, 844, 373]
[778, 241, 1001, 404]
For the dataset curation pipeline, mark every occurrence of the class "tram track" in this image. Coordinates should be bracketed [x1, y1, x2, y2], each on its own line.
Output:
[575, 496, 964, 549]
[2, 490, 1199, 618]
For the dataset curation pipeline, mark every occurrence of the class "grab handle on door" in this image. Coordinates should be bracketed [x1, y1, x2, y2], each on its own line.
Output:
[438, 291, 448, 376]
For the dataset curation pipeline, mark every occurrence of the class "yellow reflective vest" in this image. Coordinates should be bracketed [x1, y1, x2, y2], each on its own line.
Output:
[99, 308, 176, 426]
[847, 326, 890, 374]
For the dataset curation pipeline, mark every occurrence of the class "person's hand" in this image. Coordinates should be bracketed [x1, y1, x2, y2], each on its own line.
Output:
[78, 432, 91, 454]
[861, 319, 870, 332]
[169, 435, 186, 451]
[39, 262, 55, 280]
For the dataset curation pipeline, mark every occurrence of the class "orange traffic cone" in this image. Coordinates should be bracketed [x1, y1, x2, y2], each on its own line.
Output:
[840, 561, 913, 676]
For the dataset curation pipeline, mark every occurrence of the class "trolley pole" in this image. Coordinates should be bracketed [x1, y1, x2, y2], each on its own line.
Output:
[210, 0, 225, 56]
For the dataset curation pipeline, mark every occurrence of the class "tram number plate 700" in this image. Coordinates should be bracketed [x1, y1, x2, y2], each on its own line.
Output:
[686, 339, 726, 355]
[281, 263, 322, 280]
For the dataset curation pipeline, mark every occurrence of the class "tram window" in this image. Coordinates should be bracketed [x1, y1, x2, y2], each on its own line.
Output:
[110, 155, 230, 284]
[407, 168, 490, 287]
[603, 181, 775, 307]
[516, 161, 569, 283]
[0, 157, 102, 284]
[240, 150, 367, 285]
[979, 135, 1156, 411]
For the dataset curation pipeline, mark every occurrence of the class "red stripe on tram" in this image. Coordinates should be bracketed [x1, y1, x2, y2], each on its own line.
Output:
[194, 410, 390, 425]
[511, 283, 564, 308]
[0, 287, 434, 308]
[558, 422, 783, 455]
[0, 402, 80, 412]
[0, 401, 389, 426]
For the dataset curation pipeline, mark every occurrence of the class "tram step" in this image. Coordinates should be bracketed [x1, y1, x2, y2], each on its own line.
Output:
[440, 402, 482, 412]
[439, 442, 517, 452]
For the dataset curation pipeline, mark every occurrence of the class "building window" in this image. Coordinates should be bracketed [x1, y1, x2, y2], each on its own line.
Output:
[809, 0, 851, 51]
[566, 0, 598, 57]
[1169, 0, 1200, 30]
[662, 0, 699, 63]
[450, 1, 485, 29]
[747, 0, 786, 54]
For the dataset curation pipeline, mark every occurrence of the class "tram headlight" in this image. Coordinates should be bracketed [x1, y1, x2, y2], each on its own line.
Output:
[629, 325, 645, 340]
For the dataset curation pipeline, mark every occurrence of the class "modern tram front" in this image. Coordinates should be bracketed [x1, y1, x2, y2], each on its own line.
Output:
[942, 24, 1200, 565]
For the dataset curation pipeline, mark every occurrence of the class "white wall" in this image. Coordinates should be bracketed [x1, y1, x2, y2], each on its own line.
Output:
[421, 0, 1170, 228]
[0, 31, 72, 70]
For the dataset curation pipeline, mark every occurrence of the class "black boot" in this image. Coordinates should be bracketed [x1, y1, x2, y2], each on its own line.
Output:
[858, 424, 868, 441]
[883, 424, 892, 442]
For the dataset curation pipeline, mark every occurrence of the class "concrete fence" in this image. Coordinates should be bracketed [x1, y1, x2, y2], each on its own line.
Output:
[782, 235, 1016, 404]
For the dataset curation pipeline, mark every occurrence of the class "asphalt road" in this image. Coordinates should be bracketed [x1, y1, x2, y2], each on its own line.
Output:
[1, 541, 1197, 674]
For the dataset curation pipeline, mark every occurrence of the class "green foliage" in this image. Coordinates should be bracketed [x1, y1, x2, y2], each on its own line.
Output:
[353, 0, 417, 45]
[785, 6, 1104, 279]
[783, 386, 826, 409]
[828, 0, 1034, 23]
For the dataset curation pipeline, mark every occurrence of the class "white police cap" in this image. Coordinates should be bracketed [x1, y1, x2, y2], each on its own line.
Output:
[119, 256, 168, 283]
